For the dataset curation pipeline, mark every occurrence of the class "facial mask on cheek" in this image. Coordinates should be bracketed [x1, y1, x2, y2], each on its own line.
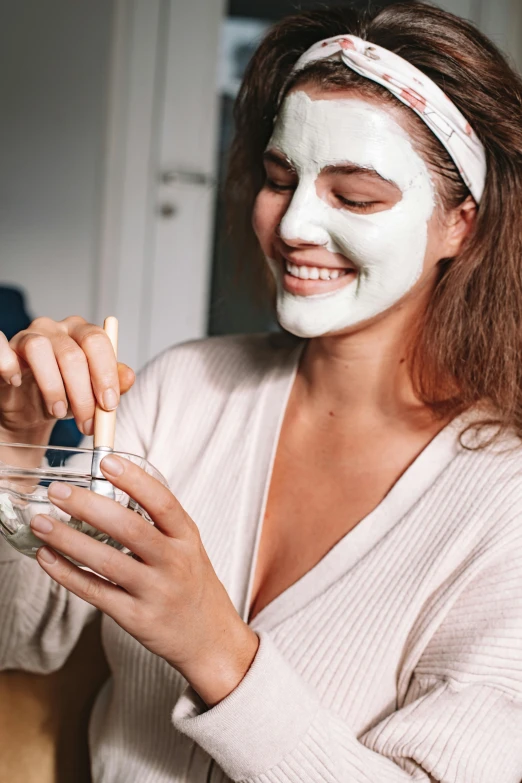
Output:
[265, 91, 435, 338]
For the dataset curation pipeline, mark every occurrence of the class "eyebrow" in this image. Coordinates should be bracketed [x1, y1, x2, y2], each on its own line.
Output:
[264, 150, 397, 188]
[263, 149, 295, 171]
[321, 163, 397, 187]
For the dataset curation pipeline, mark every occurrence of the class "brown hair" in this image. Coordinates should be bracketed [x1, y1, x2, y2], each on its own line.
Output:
[226, 1, 522, 440]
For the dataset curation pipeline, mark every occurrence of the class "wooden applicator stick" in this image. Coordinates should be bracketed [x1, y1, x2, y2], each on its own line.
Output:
[91, 316, 119, 499]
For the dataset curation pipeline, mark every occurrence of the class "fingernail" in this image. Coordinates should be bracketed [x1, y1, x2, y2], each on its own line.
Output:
[83, 418, 94, 436]
[48, 482, 72, 499]
[101, 455, 123, 476]
[52, 400, 68, 419]
[31, 515, 53, 534]
[37, 547, 57, 565]
[103, 388, 118, 410]
[10, 373, 22, 387]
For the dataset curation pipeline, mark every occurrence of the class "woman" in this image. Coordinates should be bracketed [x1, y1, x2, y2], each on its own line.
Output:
[0, 2, 521, 781]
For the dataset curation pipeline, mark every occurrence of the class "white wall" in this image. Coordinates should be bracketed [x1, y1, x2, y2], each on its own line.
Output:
[437, 0, 521, 70]
[477, 0, 522, 70]
[504, 0, 522, 71]
[436, 0, 478, 19]
[0, 0, 113, 322]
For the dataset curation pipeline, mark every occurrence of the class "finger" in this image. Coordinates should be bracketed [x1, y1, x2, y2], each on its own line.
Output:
[100, 455, 192, 539]
[46, 481, 164, 563]
[67, 322, 120, 412]
[0, 332, 22, 386]
[34, 541, 133, 616]
[118, 363, 135, 395]
[53, 336, 96, 435]
[11, 332, 68, 419]
[31, 513, 142, 592]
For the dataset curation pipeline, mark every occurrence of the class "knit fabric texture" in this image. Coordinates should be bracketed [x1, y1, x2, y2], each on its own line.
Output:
[1, 333, 521, 782]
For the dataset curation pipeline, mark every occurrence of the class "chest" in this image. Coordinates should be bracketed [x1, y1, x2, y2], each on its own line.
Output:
[248, 416, 432, 623]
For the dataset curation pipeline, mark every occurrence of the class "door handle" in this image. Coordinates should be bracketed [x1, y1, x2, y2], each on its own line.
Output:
[160, 169, 215, 187]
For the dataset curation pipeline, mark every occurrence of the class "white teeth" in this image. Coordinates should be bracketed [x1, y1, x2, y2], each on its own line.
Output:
[285, 262, 351, 281]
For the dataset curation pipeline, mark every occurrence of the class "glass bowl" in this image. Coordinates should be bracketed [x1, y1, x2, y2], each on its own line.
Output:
[0, 442, 167, 562]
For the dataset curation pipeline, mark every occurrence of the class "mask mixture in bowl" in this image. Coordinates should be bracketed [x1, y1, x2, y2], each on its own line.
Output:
[0, 443, 166, 562]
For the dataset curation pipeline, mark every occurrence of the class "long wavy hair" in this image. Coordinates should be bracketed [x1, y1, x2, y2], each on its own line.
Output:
[225, 1, 522, 440]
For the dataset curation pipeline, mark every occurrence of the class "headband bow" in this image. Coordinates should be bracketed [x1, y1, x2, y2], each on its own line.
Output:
[291, 35, 487, 203]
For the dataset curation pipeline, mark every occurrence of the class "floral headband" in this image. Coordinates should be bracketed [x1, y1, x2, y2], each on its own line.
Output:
[290, 35, 487, 203]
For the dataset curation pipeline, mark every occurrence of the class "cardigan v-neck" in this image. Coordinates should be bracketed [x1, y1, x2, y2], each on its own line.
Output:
[248, 418, 462, 632]
[240, 337, 463, 631]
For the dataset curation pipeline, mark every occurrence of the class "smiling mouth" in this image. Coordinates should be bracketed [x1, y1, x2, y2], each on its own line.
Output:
[280, 257, 358, 297]
[284, 261, 355, 281]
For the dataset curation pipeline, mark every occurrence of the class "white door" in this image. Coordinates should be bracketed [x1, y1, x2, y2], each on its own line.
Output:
[146, 0, 225, 363]
[98, 0, 226, 369]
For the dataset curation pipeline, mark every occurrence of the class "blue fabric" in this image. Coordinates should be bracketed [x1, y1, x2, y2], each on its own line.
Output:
[0, 286, 32, 340]
[0, 286, 82, 449]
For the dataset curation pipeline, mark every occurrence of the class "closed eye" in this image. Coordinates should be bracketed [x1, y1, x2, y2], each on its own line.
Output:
[336, 195, 379, 212]
[265, 177, 295, 192]
[265, 173, 388, 214]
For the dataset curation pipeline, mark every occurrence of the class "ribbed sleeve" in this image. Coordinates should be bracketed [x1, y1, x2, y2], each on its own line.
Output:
[0, 538, 97, 672]
[0, 337, 171, 674]
[173, 525, 522, 782]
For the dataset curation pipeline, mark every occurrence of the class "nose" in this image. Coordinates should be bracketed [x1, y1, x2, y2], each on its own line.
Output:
[278, 182, 329, 248]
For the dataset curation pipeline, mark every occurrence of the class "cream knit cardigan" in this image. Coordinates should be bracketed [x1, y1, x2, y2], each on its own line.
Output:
[1, 333, 521, 783]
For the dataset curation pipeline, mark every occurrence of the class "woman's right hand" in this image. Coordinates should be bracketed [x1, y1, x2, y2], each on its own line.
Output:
[0, 316, 135, 442]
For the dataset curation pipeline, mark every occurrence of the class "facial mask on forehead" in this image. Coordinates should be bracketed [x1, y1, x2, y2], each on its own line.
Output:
[265, 91, 436, 338]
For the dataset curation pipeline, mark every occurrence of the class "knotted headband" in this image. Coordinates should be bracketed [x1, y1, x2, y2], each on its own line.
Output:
[289, 35, 487, 203]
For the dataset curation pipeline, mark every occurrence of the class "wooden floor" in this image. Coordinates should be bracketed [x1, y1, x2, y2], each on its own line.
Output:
[0, 616, 109, 783]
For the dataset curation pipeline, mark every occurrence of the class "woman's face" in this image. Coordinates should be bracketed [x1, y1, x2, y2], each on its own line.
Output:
[252, 86, 464, 339]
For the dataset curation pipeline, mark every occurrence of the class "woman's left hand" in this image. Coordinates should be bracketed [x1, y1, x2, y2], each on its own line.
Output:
[30, 455, 260, 707]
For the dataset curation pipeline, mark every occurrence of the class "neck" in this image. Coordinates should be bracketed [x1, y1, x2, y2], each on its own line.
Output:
[296, 305, 436, 431]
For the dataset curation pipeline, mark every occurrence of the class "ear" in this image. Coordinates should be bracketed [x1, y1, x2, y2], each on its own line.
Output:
[442, 195, 477, 257]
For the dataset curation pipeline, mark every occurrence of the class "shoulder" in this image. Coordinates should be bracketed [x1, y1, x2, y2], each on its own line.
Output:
[139, 331, 301, 397]
[449, 428, 522, 548]
[115, 331, 302, 459]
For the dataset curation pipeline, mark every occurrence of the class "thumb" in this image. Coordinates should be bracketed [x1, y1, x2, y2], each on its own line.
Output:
[117, 363, 135, 396]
